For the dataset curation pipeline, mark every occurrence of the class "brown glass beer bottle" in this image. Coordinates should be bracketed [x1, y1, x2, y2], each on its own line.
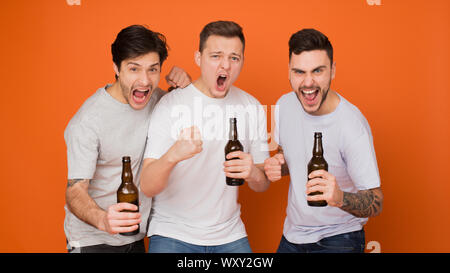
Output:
[225, 118, 244, 186]
[117, 156, 140, 235]
[307, 132, 328, 207]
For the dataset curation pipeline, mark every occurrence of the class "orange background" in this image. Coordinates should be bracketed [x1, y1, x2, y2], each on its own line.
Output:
[1, 0, 449, 253]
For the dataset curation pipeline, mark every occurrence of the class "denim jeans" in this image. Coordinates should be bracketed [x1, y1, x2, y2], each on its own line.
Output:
[148, 235, 252, 253]
[276, 229, 365, 253]
[68, 239, 145, 253]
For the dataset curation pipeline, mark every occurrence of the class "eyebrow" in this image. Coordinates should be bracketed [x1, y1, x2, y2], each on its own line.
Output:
[209, 51, 242, 57]
[126, 61, 160, 67]
[291, 65, 327, 73]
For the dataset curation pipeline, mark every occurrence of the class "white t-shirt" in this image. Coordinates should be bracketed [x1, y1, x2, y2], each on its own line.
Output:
[144, 84, 269, 245]
[64, 85, 165, 248]
[275, 91, 380, 244]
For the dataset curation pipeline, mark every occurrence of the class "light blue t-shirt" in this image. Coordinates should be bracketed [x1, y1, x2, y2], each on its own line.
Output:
[275, 91, 380, 244]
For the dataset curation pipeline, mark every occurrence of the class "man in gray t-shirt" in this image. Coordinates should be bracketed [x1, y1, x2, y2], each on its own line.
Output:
[264, 29, 384, 253]
[64, 25, 191, 253]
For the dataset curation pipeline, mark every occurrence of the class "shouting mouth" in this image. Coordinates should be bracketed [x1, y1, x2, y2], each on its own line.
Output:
[216, 74, 228, 92]
[132, 88, 150, 104]
[300, 87, 320, 106]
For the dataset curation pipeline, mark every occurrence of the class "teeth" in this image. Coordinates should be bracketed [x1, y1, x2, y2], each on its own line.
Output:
[302, 89, 316, 95]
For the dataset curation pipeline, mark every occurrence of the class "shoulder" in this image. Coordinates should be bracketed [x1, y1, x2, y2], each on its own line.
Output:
[276, 91, 296, 106]
[337, 93, 373, 137]
[65, 88, 105, 133]
[229, 86, 263, 106]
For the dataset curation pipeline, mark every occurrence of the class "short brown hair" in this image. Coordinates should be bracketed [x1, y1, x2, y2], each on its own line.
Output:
[199, 21, 245, 52]
[289, 28, 333, 64]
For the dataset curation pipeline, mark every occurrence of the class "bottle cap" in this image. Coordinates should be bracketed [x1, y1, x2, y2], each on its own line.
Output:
[122, 156, 131, 162]
[314, 132, 322, 137]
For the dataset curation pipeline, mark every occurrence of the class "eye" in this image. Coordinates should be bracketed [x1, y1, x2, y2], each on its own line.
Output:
[130, 67, 138, 72]
[313, 68, 323, 74]
[231, 56, 240, 62]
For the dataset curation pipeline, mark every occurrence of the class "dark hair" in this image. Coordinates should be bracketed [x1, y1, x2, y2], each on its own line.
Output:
[199, 21, 245, 52]
[111, 25, 168, 78]
[288, 28, 333, 64]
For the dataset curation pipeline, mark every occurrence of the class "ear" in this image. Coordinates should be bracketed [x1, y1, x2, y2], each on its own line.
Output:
[113, 63, 120, 77]
[194, 51, 201, 67]
[331, 61, 336, 80]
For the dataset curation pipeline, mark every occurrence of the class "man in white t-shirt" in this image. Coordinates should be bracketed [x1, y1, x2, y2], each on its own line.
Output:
[264, 28, 384, 253]
[140, 21, 270, 253]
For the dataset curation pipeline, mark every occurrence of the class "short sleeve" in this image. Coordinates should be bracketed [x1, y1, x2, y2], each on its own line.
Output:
[344, 130, 381, 190]
[144, 100, 177, 160]
[64, 121, 99, 179]
[249, 104, 270, 164]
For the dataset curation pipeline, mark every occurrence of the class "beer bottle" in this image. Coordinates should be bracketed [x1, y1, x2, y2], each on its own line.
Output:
[224, 118, 244, 186]
[117, 156, 140, 235]
[307, 132, 328, 207]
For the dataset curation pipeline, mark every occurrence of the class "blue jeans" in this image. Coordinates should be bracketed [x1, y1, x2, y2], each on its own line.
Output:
[148, 235, 252, 253]
[277, 229, 365, 253]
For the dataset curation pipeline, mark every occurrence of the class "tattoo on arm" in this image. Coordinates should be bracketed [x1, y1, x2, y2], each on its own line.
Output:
[341, 188, 383, 218]
[67, 179, 89, 188]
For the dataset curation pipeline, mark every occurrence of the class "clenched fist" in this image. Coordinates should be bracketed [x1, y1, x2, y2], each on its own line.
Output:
[264, 153, 285, 182]
[168, 126, 203, 163]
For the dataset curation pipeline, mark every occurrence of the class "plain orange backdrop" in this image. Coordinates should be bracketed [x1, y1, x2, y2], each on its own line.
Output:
[0, 0, 449, 253]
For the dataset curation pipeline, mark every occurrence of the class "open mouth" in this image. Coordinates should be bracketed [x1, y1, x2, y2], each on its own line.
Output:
[216, 74, 228, 92]
[300, 88, 320, 105]
[132, 88, 150, 104]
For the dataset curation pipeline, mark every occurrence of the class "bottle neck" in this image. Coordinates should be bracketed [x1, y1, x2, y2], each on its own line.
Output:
[229, 118, 238, 141]
[122, 161, 133, 183]
[312, 136, 324, 157]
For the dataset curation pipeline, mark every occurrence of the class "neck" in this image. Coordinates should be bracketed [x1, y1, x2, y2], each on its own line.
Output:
[314, 90, 340, 116]
[106, 81, 127, 104]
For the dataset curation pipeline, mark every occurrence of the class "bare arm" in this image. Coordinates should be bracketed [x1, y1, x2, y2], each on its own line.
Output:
[247, 164, 271, 192]
[65, 179, 107, 231]
[66, 179, 141, 234]
[340, 187, 383, 218]
[139, 156, 178, 197]
[306, 170, 384, 218]
[140, 126, 203, 197]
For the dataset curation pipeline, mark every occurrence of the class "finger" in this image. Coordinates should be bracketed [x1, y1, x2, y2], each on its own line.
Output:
[306, 185, 326, 195]
[191, 126, 202, 141]
[306, 178, 327, 188]
[171, 72, 182, 86]
[226, 151, 245, 160]
[307, 193, 326, 202]
[110, 211, 141, 221]
[167, 79, 177, 88]
[308, 169, 332, 180]
[110, 218, 141, 228]
[181, 77, 191, 88]
[111, 225, 140, 234]
[179, 127, 192, 140]
[223, 159, 245, 167]
[224, 165, 246, 173]
[114, 202, 139, 212]
[225, 172, 246, 179]
[274, 153, 285, 164]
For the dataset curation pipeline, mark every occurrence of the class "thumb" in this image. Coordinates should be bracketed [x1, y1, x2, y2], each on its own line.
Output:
[274, 153, 285, 165]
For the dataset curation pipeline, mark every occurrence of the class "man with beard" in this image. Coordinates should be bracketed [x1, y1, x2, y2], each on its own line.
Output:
[64, 25, 191, 253]
[264, 28, 383, 253]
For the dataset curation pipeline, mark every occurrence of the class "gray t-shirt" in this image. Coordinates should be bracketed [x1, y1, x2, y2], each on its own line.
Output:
[275, 91, 380, 244]
[64, 84, 165, 248]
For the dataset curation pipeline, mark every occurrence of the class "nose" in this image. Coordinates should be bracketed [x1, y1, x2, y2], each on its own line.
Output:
[220, 58, 230, 70]
[138, 70, 152, 86]
[303, 73, 315, 87]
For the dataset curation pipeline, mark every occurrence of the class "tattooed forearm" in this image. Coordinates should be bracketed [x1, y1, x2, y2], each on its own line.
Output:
[67, 179, 89, 188]
[340, 188, 383, 218]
